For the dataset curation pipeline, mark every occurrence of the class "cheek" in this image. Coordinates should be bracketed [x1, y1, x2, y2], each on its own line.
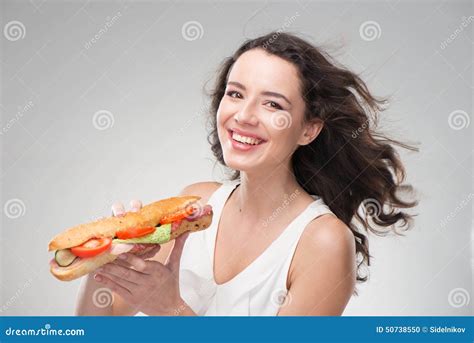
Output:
[217, 98, 240, 120]
[263, 116, 301, 152]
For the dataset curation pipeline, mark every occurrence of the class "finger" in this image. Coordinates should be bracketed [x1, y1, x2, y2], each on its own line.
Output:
[111, 202, 126, 217]
[136, 245, 161, 259]
[110, 258, 133, 268]
[118, 253, 150, 273]
[130, 199, 143, 212]
[93, 273, 133, 302]
[168, 232, 190, 272]
[110, 245, 160, 268]
[95, 271, 140, 292]
[98, 264, 149, 285]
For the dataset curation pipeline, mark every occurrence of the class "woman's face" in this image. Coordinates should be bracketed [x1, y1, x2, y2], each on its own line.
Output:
[216, 48, 321, 174]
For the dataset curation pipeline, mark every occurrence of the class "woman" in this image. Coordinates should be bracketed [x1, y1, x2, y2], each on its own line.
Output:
[76, 32, 417, 316]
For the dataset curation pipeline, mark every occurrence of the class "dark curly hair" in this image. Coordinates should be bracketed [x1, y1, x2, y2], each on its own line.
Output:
[205, 31, 418, 288]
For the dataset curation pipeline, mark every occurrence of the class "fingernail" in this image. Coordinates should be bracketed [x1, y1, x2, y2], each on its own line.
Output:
[94, 274, 102, 282]
[130, 199, 142, 212]
[112, 202, 126, 217]
[118, 254, 127, 260]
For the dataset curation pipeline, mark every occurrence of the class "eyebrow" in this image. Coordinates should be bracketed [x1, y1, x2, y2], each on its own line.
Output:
[227, 81, 292, 106]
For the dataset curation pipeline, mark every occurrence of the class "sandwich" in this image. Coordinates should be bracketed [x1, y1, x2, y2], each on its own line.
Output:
[48, 196, 213, 281]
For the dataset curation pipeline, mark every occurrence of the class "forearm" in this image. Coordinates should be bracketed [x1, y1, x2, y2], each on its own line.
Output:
[173, 298, 197, 316]
[75, 274, 114, 316]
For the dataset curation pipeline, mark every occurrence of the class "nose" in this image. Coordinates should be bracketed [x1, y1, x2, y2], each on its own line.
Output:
[234, 100, 258, 126]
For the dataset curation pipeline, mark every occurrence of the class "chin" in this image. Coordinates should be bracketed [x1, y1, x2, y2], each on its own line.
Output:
[222, 153, 249, 171]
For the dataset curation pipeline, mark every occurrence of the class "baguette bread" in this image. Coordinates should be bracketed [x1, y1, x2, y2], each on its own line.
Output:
[49, 213, 212, 281]
[48, 196, 199, 251]
[49, 195, 213, 281]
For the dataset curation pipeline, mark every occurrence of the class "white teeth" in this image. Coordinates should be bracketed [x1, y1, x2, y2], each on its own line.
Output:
[232, 132, 262, 145]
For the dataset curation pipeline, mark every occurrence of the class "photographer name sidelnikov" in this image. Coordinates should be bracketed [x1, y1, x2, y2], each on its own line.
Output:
[430, 326, 466, 333]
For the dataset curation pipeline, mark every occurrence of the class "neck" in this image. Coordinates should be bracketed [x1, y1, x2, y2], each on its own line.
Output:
[232, 164, 303, 223]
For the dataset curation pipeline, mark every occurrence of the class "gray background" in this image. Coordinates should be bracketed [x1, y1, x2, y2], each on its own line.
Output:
[1, 0, 472, 316]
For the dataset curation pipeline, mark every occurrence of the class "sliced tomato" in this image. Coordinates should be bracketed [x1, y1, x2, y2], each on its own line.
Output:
[70, 238, 112, 258]
[159, 205, 197, 225]
[115, 226, 156, 240]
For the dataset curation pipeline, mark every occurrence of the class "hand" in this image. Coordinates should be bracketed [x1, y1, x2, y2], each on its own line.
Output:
[111, 199, 161, 258]
[93, 200, 190, 315]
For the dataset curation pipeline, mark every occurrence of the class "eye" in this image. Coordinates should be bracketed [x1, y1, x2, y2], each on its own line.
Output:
[266, 101, 283, 110]
[226, 90, 242, 99]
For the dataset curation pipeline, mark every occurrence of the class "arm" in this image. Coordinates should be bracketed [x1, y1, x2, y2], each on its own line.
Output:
[277, 216, 356, 316]
[75, 241, 175, 316]
[169, 182, 221, 316]
[75, 182, 220, 316]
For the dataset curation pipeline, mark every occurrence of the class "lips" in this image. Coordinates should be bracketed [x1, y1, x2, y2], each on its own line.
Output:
[229, 128, 267, 142]
[228, 130, 266, 147]
[226, 129, 267, 152]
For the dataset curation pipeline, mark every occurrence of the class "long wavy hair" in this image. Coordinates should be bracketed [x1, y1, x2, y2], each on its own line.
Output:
[206, 31, 418, 287]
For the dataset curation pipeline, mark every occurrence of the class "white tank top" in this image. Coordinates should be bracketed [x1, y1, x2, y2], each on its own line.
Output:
[177, 179, 335, 316]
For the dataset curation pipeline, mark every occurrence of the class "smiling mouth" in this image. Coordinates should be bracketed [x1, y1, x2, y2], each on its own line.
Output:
[227, 130, 266, 146]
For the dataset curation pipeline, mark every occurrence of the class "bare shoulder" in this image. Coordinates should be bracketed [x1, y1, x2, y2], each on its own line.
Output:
[303, 215, 355, 252]
[282, 214, 357, 315]
[288, 214, 356, 286]
[178, 181, 222, 204]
